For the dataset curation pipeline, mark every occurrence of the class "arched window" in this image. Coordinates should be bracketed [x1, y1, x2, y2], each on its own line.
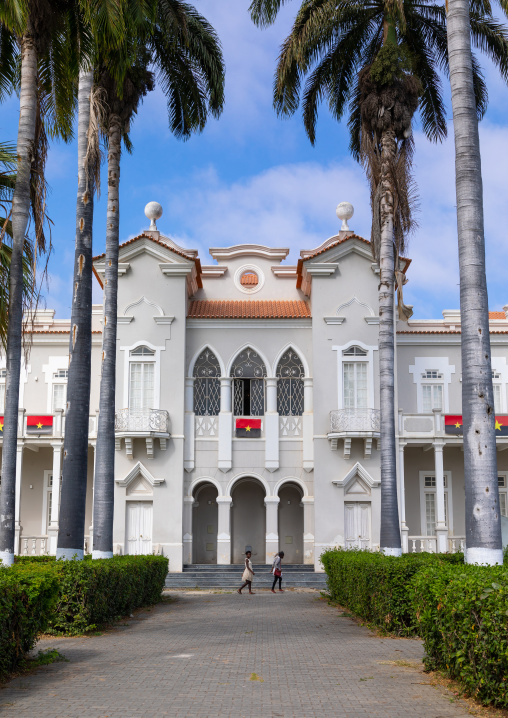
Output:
[276, 349, 304, 416]
[193, 349, 221, 416]
[231, 348, 267, 416]
[129, 346, 155, 410]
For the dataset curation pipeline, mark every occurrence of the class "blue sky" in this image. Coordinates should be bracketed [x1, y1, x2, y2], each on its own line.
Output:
[2, 0, 508, 319]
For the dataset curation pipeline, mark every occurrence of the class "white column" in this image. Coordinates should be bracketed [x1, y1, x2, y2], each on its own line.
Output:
[182, 496, 194, 565]
[302, 378, 314, 472]
[398, 441, 409, 553]
[48, 441, 63, 554]
[184, 378, 195, 472]
[433, 440, 448, 552]
[216, 496, 232, 564]
[14, 441, 24, 554]
[265, 496, 280, 563]
[302, 496, 315, 565]
[88, 442, 96, 554]
[218, 378, 232, 472]
[265, 378, 279, 472]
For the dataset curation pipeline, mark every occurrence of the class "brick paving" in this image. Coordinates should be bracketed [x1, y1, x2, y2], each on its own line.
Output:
[0, 590, 473, 718]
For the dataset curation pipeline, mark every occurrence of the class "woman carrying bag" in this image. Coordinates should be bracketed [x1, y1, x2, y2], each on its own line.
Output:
[271, 551, 284, 593]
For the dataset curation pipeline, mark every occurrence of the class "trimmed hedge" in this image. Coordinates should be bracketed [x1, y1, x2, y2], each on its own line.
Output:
[321, 548, 463, 635]
[411, 563, 508, 707]
[0, 564, 59, 679]
[321, 549, 508, 708]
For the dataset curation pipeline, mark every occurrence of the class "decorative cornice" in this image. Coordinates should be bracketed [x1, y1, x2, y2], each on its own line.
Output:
[209, 244, 289, 261]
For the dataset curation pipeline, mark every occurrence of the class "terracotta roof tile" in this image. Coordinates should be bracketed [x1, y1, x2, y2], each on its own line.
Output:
[92, 232, 196, 262]
[489, 311, 506, 319]
[302, 234, 372, 261]
[188, 300, 311, 319]
[240, 272, 259, 286]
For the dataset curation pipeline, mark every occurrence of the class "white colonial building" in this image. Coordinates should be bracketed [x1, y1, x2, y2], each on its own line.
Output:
[1, 203, 508, 571]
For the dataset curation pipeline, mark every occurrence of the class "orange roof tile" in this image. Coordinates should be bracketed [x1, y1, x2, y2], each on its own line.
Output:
[489, 311, 506, 319]
[188, 300, 311, 319]
[301, 234, 372, 261]
[240, 272, 259, 286]
[92, 232, 196, 263]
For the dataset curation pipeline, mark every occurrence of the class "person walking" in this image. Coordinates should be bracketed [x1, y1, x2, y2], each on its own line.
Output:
[238, 550, 255, 594]
[271, 551, 284, 593]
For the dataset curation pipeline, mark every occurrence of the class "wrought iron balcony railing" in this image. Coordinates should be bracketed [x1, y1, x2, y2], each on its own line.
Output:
[329, 408, 380, 434]
[115, 409, 170, 434]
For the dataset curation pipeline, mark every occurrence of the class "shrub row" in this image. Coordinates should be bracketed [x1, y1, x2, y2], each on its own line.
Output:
[0, 564, 59, 680]
[321, 548, 463, 635]
[321, 549, 508, 707]
[1, 555, 168, 676]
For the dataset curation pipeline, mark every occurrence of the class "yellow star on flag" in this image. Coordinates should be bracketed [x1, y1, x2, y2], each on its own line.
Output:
[36, 422, 43, 429]
[0, 422, 3, 431]
[495, 419, 503, 431]
[245, 425, 251, 431]
[455, 421, 461, 429]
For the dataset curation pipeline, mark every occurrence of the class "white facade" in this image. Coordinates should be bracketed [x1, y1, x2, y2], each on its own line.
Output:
[2, 214, 508, 570]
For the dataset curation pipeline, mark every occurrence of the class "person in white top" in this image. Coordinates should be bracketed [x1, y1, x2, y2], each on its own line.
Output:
[271, 551, 285, 593]
[238, 551, 255, 595]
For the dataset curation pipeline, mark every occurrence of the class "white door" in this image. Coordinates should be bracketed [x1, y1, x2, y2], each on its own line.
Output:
[126, 502, 153, 555]
[344, 502, 371, 549]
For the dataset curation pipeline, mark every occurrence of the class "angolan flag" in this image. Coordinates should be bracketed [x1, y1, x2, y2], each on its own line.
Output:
[236, 418, 261, 438]
[445, 415, 508, 436]
[26, 415, 53, 435]
[0, 416, 3, 435]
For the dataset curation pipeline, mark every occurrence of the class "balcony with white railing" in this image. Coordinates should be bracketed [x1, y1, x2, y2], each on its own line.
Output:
[328, 408, 380, 458]
[115, 409, 171, 459]
[406, 536, 465, 554]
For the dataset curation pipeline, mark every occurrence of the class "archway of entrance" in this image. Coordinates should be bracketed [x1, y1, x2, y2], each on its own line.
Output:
[192, 483, 218, 564]
[231, 478, 266, 564]
[278, 483, 304, 563]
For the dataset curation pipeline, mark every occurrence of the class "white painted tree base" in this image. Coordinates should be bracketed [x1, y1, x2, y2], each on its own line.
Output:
[465, 547, 504, 565]
[92, 550, 113, 559]
[0, 550, 14, 567]
[56, 548, 84, 561]
[381, 547, 402, 557]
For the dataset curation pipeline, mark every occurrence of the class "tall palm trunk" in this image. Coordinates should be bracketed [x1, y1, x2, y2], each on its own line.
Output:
[92, 114, 121, 559]
[378, 128, 402, 556]
[56, 70, 95, 560]
[446, 0, 502, 565]
[0, 35, 38, 567]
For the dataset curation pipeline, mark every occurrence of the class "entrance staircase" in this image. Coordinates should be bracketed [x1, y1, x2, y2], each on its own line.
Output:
[165, 564, 328, 590]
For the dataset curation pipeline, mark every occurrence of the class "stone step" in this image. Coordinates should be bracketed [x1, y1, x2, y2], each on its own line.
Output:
[182, 564, 316, 572]
[166, 565, 327, 589]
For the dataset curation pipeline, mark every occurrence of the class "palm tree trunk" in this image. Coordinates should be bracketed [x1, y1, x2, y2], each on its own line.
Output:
[56, 70, 95, 561]
[92, 114, 121, 559]
[447, 0, 502, 565]
[378, 128, 402, 556]
[0, 35, 38, 567]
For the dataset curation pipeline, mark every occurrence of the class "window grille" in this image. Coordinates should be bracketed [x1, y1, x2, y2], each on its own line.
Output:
[130, 346, 155, 357]
[499, 476, 506, 488]
[343, 346, 367, 357]
[53, 369, 68, 379]
[424, 475, 447, 489]
[276, 349, 304, 416]
[0, 368, 7, 377]
[193, 349, 221, 416]
[422, 370, 442, 379]
[231, 348, 266, 416]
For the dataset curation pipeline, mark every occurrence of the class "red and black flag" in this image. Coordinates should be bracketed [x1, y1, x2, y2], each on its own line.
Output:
[26, 415, 53, 435]
[236, 418, 261, 438]
[0, 416, 3, 435]
[445, 415, 508, 436]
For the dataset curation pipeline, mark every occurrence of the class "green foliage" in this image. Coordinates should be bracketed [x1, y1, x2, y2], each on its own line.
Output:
[0, 564, 59, 679]
[45, 555, 168, 635]
[25, 648, 68, 668]
[14, 555, 57, 564]
[369, 44, 411, 86]
[411, 564, 508, 707]
[321, 548, 460, 635]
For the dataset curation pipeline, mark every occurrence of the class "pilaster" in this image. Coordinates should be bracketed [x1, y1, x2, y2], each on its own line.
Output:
[302, 496, 315, 564]
[217, 496, 232, 563]
[265, 496, 280, 563]
[218, 378, 232, 472]
[265, 378, 279, 472]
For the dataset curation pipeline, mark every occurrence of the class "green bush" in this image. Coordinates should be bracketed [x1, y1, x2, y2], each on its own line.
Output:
[321, 548, 461, 635]
[411, 563, 508, 707]
[0, 564, 59, 679]
[14, 555, 57, 564]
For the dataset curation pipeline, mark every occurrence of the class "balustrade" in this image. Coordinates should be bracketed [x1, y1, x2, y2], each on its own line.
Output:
[115, 409, 170, 434]
[329, 408, 380, 433]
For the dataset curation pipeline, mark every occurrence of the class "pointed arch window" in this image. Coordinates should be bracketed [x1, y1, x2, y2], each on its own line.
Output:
[276, 349, 304, 416]
[231, 348, 267, 416]
[193, 349, 221, 416]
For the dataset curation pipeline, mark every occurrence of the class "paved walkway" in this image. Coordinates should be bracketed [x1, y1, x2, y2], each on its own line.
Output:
[1, 590, 474, 718]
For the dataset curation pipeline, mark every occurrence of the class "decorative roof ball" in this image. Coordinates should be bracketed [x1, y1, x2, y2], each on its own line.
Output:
[144, 201, 163, 230]
[336, 202, 354, 231]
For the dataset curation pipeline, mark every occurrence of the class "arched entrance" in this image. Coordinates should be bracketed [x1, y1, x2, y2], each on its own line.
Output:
[278, 483, 304, 563]
[231, 478, 266, 563]
[192, 483, 218, 564]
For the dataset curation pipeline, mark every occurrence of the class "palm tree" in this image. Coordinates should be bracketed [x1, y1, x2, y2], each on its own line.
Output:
[446, 0, 506, 565]
[0, 3, 82, 566]
[91, 1, 225, 559]
[249, 0, 508, 555]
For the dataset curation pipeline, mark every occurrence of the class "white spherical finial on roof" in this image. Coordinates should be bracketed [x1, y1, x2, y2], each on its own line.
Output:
[336, 201, 354, 231]
[144, 201, 163, 231]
